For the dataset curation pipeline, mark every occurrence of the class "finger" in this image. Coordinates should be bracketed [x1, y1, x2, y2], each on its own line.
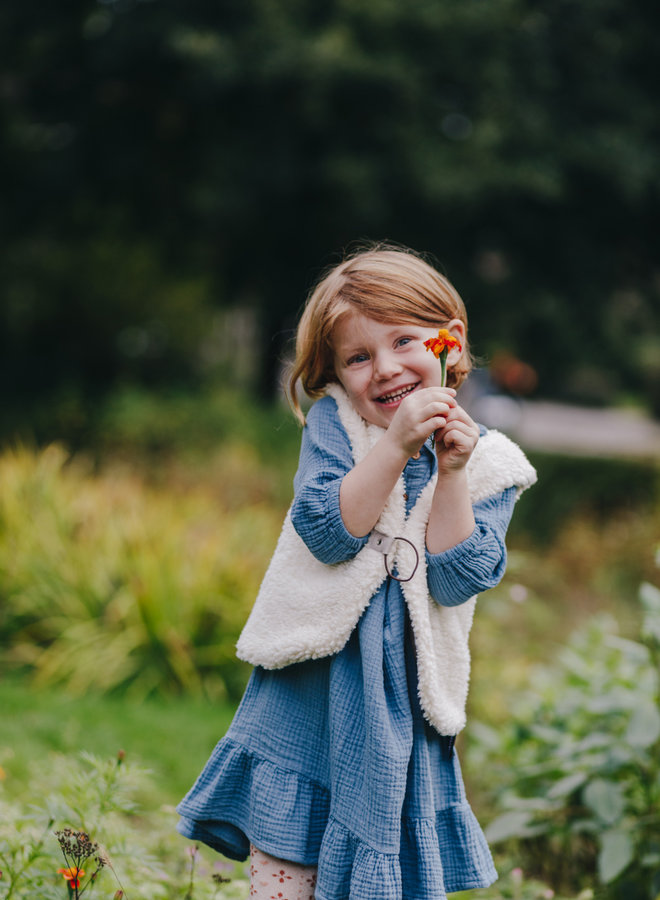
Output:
[438, 434, 477, 458]
[415, 386, 457, 406]
[444, 404, 476, 427]
[421, 400, 453, 422]
[436, 415, 476, 435]
[436, 420, 479, 449]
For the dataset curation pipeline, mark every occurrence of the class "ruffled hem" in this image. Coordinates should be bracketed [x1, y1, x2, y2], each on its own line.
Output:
[176, 738, 329, 864]
[315, 813, 496, 900]
[401, 809, 497, 897]
[314, 817, 401, 900]
[176, 740, 497, 898]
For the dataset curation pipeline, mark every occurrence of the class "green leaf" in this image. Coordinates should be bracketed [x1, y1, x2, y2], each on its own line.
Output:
[626, 703, 660, 748]
[640, 582, 660, 643]
[598, 829, 634, 883]
[640, 581, 660, 611]
[587, 686, 638, 715]
[548, 771, 588, 799]
[651, 867, 660, 900]
[484, 810, 534, 843]
[583, 779, 626, 825]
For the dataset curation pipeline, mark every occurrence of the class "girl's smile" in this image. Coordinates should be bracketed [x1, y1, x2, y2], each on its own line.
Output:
[375, 382, 419, 405]
[332, 312, 464, 429]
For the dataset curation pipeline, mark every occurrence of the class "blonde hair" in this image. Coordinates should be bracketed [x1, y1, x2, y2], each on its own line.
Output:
[287, 244, 473, 423]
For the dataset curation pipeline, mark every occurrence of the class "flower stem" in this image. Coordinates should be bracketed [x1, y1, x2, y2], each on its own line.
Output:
[439, 350, 448, 388]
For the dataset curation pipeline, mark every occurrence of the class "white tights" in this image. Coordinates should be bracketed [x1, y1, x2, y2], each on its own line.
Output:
[249, 844, 318, 900]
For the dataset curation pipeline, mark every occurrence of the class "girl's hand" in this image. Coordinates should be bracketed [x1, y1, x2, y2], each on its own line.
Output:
[386, 387, 457, 459]
[433, 404, 480, 474]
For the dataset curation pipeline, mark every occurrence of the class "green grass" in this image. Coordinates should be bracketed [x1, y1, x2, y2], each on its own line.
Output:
[0, 676, 235, 806]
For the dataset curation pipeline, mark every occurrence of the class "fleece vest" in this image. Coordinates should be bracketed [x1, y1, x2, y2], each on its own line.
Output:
[236, 384, 537, 735]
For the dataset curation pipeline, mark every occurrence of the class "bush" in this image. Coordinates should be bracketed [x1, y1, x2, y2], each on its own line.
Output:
[0, 444, 284, 702]
[468, 580, 660, 899]
[92, 387, 300, 474]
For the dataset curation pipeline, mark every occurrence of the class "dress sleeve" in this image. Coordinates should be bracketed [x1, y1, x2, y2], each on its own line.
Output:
[290, 396, 369, 565]
[425, 486, 517, 607]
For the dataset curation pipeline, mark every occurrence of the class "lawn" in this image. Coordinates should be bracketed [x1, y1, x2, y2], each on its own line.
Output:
[0, 677, 234, 807]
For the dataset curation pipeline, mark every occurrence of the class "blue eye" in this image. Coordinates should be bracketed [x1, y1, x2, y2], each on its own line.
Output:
[348, 353, 369, 365]
[397, 337, 412, 347]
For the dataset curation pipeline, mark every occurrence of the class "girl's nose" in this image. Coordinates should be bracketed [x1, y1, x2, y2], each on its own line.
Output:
[373, 350, 402, 381]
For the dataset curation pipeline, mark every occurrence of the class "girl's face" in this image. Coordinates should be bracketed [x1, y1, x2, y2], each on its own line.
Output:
[332, 311, 465, 429]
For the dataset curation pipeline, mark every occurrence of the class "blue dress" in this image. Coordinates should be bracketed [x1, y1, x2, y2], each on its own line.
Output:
[177, 396, 517, 900]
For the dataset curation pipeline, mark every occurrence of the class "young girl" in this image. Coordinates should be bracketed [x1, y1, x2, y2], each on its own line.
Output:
[177, 245, 537, 900]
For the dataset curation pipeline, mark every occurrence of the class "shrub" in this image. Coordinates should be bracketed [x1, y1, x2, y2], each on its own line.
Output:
[468, 580, 660, 899]
[0, 444, 283, 702]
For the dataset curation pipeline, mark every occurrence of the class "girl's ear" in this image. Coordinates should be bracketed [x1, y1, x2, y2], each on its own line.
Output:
[445, 318, 466, 366]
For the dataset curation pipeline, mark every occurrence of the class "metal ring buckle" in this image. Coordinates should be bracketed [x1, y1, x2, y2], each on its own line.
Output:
[367, 530, 419, 583]
[384, 536, 419, 583]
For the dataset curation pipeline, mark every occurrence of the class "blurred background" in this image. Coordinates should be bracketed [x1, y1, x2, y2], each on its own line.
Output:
[1, 2, 659, 898]
[2, 0, 660, 435]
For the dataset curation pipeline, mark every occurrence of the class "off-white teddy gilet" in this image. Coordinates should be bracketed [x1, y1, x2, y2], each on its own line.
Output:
[236, 385, 537, 735]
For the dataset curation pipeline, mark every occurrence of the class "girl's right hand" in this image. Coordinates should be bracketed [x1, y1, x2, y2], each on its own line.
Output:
[340, 386, 458, 537]
[386, 387, 457, 458]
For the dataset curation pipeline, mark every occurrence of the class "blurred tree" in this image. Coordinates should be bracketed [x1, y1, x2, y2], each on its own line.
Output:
[1, 0, 658, 436]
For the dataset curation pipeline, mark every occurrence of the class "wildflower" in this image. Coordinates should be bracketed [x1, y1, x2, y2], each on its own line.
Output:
[55, 828, 106, 896]
[185, 842, 200, 900]
[58, 866, 85, 889]
[424, 329, 462, 360]
[423, 328, 463, 447]
[423, 329, 462, 389]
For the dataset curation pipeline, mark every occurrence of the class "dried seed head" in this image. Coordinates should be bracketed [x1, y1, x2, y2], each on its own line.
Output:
[55, 829, 101, 862]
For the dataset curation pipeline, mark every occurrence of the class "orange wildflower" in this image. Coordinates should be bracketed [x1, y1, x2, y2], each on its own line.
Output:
[424, 328, 463, 395]
[57, 866, 85, 889]
[423, 329, 462, 358]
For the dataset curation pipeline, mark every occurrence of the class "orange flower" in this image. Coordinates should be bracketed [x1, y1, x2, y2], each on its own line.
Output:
[423, 329, 462, 358]
[58, 867, 85, 889]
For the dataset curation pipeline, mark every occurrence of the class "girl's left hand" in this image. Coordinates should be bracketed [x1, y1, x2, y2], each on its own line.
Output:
[434, 404, 480, 474]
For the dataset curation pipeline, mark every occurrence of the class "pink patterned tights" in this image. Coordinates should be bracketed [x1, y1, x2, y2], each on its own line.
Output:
[249, 844, 318, 900]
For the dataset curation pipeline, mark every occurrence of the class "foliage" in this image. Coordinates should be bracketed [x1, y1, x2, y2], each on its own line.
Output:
[1, 412, 658, 709]
[1, 0, 660, 424]
[0, 749, 579, 900]
[456, 864, 586, 900]
[0, 751, 248, 899]
[92, 386, 301, 487]
[468, 581, 660, 900]
[0, 442, 284, 703]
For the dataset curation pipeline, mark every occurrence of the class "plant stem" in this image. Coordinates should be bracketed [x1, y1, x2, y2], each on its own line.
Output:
[440, 351, 448, 387]
[4, 817, 54, 900]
